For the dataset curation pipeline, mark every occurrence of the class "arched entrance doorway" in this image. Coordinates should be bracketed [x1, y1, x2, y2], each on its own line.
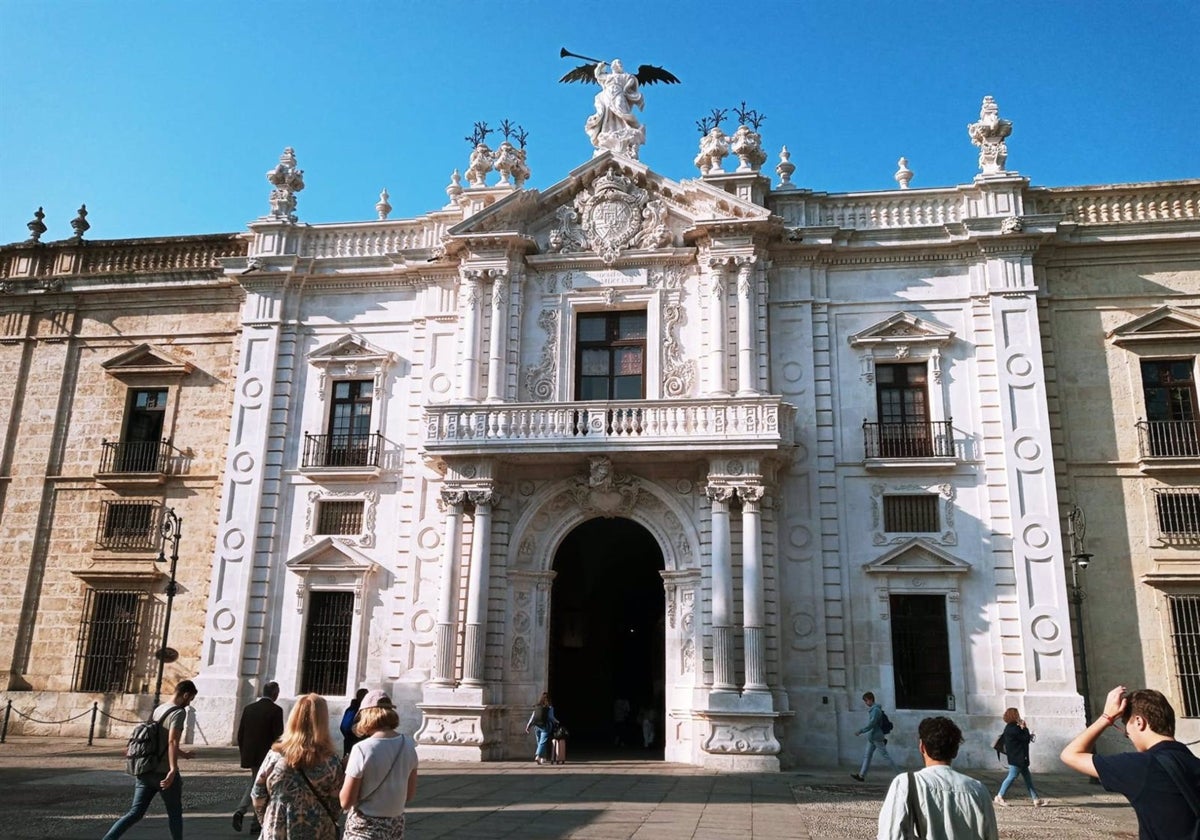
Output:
[549, 517, 665, 758]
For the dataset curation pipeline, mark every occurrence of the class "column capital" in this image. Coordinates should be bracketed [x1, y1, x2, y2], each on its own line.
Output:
[468, 488, 498, 507]
[736, 484, 765, 504]
[706, 484, 736, 504]
[438, 489, 467, 510]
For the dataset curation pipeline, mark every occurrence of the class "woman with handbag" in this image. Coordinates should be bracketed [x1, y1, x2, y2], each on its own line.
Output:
[993, 707, 1047, 807]
[251, 693, 344, 839]
[340, 690, 419, 840]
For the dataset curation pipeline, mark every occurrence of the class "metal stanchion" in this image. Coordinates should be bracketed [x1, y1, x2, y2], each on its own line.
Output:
[88, 702, 99, 746]
[1, 699, 10, 743]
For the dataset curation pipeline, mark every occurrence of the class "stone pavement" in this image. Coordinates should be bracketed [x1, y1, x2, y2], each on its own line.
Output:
[0, 737, 1141, 839]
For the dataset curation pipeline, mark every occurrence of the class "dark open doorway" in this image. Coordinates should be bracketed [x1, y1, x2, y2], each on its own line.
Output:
[549, 517, 665, 759]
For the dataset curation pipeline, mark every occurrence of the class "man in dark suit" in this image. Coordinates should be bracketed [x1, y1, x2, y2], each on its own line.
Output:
[232, 681, 283, 835]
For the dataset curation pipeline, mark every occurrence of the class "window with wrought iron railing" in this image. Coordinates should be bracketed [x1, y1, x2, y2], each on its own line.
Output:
[1155, 489, 1200, 539]
[883, 495, 939, 533]
[1168, 595, 1200, 716]
[73, 589, 145, 693]
[317, 501, 364, 535]
[96, 500, 161, 550]
[300, 591, 354, 695]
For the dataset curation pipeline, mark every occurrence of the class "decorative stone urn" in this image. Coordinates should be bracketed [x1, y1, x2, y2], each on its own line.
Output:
[730, 125, 767, 173]
[694, 127, 729, 175]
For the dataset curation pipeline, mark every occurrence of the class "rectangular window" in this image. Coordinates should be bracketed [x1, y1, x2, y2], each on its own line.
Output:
[300, 591, 354, 695]
[874, 363, 932, 458]
[73, 590, 145, 693]
[1156, 490, 1200, 539]
[112, 388, 168, 472]
[96, 501, 161, 550]
[890, 594, 952, 710]
[1142, 359, 1199, 457]
[575, 311, 646, 401]
[1168, 595, 1200, 717]
[325, 380, 373, 466]
[317, 501, 364, 535]
[883, 495, 940, 533]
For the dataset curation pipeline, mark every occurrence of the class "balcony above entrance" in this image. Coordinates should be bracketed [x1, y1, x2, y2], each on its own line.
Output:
[424, 396, 796, 459]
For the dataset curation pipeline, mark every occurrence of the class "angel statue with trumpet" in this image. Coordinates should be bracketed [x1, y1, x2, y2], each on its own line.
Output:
[559, 48, 680, 159]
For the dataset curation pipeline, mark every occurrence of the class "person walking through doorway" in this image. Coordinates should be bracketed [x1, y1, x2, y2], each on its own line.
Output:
[851, 691, 900, 782]
[102, 679, 198, 840]
[525, 692, 556, 765]
[233, 680, 284, 834]
[993, 707, 1046, 807]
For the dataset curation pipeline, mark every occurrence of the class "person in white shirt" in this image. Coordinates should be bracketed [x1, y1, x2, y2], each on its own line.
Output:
[877, 715, 999, 840]
[340, 690, 418, 840]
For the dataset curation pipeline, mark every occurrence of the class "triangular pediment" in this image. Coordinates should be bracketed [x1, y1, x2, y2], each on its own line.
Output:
[102, 343, 194, 378]
[446, 152, 771, 263]
[849, 313, 956, 348]
[864, 538, 971, 574]
[308, 334, 393, 365]
[1109, 306, 1200, 344]
[286, 537, 377, 576]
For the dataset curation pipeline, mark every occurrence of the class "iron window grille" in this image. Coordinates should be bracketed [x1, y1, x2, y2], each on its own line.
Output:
[317, 501, 364, 535]
[73, 589, 146, 694]
[96, 500, 161, 550]
[302, 432, 382, 468]
[890, 593, 952, 710]
[1168, 595, 1200, 717]
[300, 591, 354, 695]
[883, 495, 940, 533]
[1155, 489, 1200, 540]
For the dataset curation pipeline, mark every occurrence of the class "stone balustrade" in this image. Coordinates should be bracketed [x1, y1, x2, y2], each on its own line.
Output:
[298, 220, 448, 258]
[1027, 183, 1200, 224]
[425, 396, 796, 454]
[0, 235, 246, 280]
[813, 191, 967, 229]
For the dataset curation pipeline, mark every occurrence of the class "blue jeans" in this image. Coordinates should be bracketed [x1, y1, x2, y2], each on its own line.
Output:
[534, 725, 552, 759]
[998, 764, 1039, 799]
[103, 772, 183, 840]
[859, 737, 899, 779]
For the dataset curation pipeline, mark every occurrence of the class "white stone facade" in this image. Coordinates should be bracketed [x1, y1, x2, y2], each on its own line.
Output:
[4, 96, 1199, 773]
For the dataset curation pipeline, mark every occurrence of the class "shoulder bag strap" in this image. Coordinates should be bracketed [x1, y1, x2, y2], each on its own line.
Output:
[905, 770, 927, 839]
[155, 707, 177, 762]
[297, 763, 341, 831]
[359, 735, 406, 804]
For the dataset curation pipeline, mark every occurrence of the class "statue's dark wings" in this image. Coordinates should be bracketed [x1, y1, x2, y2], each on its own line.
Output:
[559, 62, 600, 84]
[635, 64, 680, 86]
[558, 62, 681, 86]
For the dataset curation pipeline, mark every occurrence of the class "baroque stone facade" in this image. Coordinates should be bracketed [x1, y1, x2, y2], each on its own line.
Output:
[2, 91, 1199, 771]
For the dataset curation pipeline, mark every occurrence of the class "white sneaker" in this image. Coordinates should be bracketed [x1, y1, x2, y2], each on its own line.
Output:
[993, 795, 1008, 807]
[1034, 798, 1048, 807]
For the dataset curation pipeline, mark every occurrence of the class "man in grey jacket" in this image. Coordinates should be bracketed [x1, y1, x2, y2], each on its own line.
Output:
[851, 691, 900, 782]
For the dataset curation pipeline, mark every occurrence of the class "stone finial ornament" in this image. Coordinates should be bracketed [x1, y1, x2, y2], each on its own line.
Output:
[446, 170, 463, 201]
[968, 96, 1013, 175]
[70, 204, 90, 240]
[376, 189, 392, 220]
[494, 141, 531, 188]
[559, 51, 680, 160]
[266, 147, 305, 221]
[465, 143, 495, 188]
[775, 147, 796, 189]
[894, 157, 914, 189]
[694, 127, 729, 175]
[731, 124, 767, 173]
[26, 207, 47, 243]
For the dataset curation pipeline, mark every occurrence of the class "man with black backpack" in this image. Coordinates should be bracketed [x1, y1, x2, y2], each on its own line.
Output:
[102, 679, 198, 840]
[1061, 685, 1200, 839]
[851, 690, 901, 782]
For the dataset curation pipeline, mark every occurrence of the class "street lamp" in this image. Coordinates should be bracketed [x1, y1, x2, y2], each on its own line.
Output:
[151, 508, 182, 707]
[1066, 505, 1095, 719]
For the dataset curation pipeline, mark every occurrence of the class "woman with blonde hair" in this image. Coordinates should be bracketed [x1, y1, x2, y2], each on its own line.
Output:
[251, 693, 344, 839]
[993, 707, 1046, 807]
[340, 690, 419, 840]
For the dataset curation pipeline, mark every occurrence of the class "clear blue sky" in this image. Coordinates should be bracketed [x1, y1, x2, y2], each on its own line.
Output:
[1, 0, 1196, 241]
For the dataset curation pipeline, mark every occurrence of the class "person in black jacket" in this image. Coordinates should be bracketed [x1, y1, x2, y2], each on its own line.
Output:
[993, 707, 1045, 807]
[232, 681, 284, 834]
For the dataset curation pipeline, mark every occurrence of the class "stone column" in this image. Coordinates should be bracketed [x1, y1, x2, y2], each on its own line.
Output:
[460, 270, 483, 402]
[707, 259, 730, 396]
[736, 257, 757, 396]
[432, 489, 465, 686]
[739, 485, 768, 692]
[485, 271, 508, 403]
[462, 489, 495, 686]
[707, 485, 736, 690]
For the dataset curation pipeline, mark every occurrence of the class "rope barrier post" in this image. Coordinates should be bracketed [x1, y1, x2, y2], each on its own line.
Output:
[88, 702, 99, 746]
[1, 700, 10, 743]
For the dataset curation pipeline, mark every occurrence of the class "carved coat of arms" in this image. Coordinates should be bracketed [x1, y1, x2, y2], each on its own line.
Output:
[548, 166, 672, 264]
